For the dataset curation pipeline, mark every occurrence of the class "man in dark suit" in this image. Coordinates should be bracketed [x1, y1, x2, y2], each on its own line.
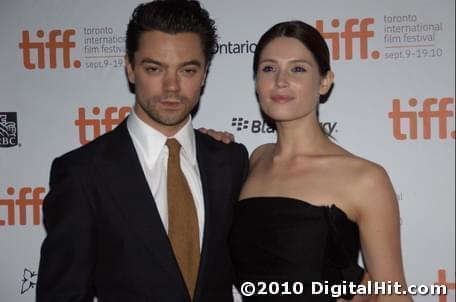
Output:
[36, 1, 249, 301]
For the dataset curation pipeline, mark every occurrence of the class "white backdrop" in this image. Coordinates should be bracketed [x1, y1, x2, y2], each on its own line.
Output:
[0, 1, 454, 301]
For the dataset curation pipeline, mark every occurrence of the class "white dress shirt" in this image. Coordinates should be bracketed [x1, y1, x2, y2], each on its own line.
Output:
[127, 110, 205, 249]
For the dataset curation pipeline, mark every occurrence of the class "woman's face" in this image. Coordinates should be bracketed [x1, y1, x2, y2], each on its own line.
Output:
[255, 37, 333, 123]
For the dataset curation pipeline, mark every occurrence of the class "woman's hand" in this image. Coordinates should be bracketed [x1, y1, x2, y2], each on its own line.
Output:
[198, 127, 235, 144]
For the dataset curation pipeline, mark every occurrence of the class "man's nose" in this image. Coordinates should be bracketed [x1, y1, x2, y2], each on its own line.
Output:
[163, 71, 180, 92]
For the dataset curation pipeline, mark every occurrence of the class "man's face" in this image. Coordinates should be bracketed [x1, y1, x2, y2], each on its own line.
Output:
[126, 30, 207, 136]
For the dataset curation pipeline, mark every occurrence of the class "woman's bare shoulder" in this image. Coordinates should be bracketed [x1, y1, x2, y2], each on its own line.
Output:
[345, 156, 390, 187]
[337, 155, 397, 215]
[250, 143, 274, 166]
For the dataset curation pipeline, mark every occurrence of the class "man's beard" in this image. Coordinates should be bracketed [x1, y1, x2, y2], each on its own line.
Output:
[140, 93, 195, 126]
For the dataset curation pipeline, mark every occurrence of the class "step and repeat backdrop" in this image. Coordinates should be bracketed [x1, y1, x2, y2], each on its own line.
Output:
[0, 0, 454, 301]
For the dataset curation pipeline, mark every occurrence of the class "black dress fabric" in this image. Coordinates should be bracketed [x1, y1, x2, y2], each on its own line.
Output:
[230, 197, 364, 301]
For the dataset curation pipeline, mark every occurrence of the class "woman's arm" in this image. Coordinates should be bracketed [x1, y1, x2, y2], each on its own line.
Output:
[355, 163, 412, 302]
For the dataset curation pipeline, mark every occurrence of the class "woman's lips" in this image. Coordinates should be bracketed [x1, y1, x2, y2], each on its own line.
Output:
[271, 95, 293, 103]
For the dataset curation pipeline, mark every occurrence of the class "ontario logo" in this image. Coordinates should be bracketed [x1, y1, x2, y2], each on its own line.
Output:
[0, 112, 18, 147]
[21, 268, 37, 294]
[18, 29, 80, 69]
[215, 40, 257, 55]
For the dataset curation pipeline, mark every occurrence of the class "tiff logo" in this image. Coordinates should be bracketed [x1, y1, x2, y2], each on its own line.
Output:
[0, 187, 46, 226]
[18, 29, 81, 69]
[434, 269, 455, 302]
[75, 106, 131, 145]
[0, 112, 18, 147]
[315, 18, 380, 60]
[388, 97, 454, 140]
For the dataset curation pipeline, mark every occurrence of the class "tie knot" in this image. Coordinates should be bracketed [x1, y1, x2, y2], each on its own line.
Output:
[166, 138, 181, 157]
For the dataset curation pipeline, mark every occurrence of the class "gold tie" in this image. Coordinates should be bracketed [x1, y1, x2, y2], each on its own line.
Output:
[166, 138, 200, 299]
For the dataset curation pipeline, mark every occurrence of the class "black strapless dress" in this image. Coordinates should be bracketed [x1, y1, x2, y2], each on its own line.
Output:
[230, 197, 364, 301]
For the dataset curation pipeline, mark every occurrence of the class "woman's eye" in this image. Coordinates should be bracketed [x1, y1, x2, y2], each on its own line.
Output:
[261, 65, 275, 72]
[291, 66, 306, 73]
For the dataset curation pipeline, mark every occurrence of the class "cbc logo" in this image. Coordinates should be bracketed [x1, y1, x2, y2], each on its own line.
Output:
[0, 112, 18, 147]
[18, 29, 80, 69]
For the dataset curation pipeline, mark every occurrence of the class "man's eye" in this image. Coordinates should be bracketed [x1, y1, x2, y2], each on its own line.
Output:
[146, 66, 160, 73]
[182, 68, 197, 75]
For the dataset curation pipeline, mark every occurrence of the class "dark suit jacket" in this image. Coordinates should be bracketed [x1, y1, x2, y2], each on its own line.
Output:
[36, 120, 249, 302]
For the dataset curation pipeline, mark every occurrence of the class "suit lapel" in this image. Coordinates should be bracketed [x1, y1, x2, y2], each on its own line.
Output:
[96, 121, 186, 294]
[193, 132, 233, 301]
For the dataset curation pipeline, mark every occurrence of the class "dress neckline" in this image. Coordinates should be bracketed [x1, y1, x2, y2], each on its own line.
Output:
[237, 196, 357, 225]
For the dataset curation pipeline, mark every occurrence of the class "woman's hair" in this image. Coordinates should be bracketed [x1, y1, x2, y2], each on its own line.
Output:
[253, 20, 331, 78]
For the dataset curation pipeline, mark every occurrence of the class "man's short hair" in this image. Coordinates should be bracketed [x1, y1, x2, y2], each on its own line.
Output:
[126, 0, 218, 66]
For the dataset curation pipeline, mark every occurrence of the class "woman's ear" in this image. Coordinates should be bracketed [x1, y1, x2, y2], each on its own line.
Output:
[319, 71, 334, 95]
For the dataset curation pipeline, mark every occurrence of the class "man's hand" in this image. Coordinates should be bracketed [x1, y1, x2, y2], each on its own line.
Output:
[198, 127, 235, 144]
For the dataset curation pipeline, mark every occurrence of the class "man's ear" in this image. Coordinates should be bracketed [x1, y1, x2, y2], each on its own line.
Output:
[319, 71, 334, 95]
[201, 66, 208, 87]
[125, 54, 135, 84]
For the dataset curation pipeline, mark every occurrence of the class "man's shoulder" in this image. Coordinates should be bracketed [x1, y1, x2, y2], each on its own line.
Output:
[195, 130, 248, 156]
[58, 123, 126, 164]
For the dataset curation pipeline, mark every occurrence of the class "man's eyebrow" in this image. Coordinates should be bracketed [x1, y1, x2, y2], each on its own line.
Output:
[140, 58, 163, 66]
[180, 60, 203, 67]
[140, 58, 203, 68]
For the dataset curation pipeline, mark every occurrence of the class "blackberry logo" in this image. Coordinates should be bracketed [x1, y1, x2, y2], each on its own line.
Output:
[231, 117, 338, 136]
[231, 117, 275, 134]
[232, 117, 249, 131]
[21, 268, 37, 294]
[0, 112, 18, 147]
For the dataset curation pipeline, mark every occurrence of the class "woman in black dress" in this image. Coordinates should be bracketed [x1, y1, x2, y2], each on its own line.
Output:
[230, 21, 410, 302]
